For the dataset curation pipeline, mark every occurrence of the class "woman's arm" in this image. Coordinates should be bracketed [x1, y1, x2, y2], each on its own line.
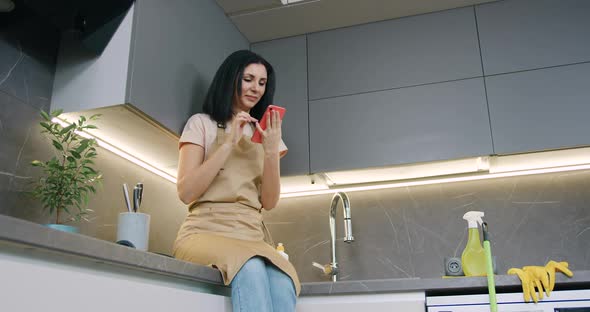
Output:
[177, 143, 232, 204]
[257, 110, 282, 210]
[177, 112, 256, 204]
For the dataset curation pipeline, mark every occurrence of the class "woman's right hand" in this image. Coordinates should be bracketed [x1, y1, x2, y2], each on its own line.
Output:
[225, 111, 257, 146]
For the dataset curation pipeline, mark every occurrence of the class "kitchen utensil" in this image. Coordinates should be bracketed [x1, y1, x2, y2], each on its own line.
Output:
[136, 183, 143, 209]
[122, 183, 132, 212]
[482, 222, 497, 312]
[133, 186, 139, 213]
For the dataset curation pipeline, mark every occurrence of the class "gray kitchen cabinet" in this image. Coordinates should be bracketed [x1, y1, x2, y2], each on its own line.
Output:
[309, 78, 492, 173]
[486, 63, 590, 155]
[52, 1, 249, 134]
[307, 6, 482, 101]
[476, 0, 590, 76]
[297, 292, 425, 312]
[252, 35, 310, 176]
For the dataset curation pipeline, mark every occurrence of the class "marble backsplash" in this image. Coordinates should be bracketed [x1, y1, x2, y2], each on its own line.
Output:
[1, 7, 60, 224]
[264, 170, 590, 282]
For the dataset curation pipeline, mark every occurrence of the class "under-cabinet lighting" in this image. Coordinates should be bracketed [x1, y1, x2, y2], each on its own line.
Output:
[280, 0, 307, 4]
[52, 118, 177, 183]
[280, 147, 590, 198]
[280, 175, 329, 193]
[489, 147, 590, 173]
[324, 157, 489, 185]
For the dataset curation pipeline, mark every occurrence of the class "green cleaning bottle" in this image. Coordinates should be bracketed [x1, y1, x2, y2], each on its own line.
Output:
[461, 211, 487, 276]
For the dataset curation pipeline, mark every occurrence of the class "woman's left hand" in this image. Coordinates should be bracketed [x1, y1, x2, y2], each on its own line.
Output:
[255, 109, 282, 155]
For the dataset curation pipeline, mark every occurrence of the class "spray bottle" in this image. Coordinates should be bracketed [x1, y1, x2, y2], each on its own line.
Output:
[462, 211, 487, 276]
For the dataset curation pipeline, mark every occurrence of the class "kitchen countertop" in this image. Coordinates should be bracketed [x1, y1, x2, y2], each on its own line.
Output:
[1, 214, 588, 296]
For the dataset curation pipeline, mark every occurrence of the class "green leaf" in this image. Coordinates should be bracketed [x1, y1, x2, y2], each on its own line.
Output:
[52, 140, 63, 151]
[50, 109, 63, 117]
[40, 122, 52, 131]
[83, 166, 97, 174]
[76, 141, 89, 154]
[70, 151, 81, 159]
[59, 123, 76, 135]
[31, 160, 43, 167]
[80, 115, 86, 123]
[89, 114, 102, 120]
[40, 110, 51, 121]
[81, 159, 94, 165]
[83, 125, 98, 130]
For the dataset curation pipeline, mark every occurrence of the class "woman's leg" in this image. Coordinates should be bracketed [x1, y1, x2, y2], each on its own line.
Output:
[230, 257, 273, 312]
[266, 262, 297, 312]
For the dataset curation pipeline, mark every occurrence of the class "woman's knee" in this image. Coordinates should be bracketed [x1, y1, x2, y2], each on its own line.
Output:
[234, 257, 267, 281]
[231, 257, 273, 311]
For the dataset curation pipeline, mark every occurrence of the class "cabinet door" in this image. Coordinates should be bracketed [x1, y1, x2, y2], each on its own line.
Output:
[252, 36, 310, 175]
[486, 63, 590, 155]
[298, 293, 425, 312]
[309, 78, 492, 173]
[52, 5, 134, 113]
[127, 0, 249, 134]
[307, 7, 482, 100]
[476, 0, 590, 75]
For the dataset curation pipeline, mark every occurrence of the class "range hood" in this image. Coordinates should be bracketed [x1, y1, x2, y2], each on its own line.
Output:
[20, 0, 134, 53]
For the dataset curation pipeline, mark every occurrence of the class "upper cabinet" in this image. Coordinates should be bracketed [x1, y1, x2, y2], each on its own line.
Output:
[476, 0, 590, 75]
[309, 78, 492, 172]
[51, 1, 249, 134]
[478, 0, 590, 155]
[307, 7, 482, 100]
[252, 36, 309, 176]
[306, 6, 491, 173]
[487, 63, 590, 155]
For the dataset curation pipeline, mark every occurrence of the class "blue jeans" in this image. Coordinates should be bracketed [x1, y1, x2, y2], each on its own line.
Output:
[230, 257, 296, 312]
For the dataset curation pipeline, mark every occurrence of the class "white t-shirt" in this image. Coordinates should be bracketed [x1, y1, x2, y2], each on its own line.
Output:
[179, 113, 288, 158]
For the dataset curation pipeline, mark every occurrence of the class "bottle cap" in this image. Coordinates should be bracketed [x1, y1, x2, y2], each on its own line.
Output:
[463, 211, 484, 228]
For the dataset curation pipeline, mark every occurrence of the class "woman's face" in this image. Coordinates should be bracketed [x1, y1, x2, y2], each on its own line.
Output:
[233, 63, 267, 113]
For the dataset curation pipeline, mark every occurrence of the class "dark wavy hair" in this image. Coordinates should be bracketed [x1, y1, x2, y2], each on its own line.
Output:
[202, 50, 276, 124]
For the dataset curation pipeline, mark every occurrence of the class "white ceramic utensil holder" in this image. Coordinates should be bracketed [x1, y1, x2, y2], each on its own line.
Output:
[117, 212, 150, 251]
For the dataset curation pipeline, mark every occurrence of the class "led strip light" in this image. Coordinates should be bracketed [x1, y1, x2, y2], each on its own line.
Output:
[52, 118, 177, 183]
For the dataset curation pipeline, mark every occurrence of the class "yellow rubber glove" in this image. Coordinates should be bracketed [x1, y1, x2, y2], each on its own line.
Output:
[523, 266, 550, 301]
[508, 261, 574, 303]
[507, 268, 535, 303]
[545, 261, 573, 294]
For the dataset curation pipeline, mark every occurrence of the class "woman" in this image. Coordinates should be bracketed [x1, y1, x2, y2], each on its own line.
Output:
[173, 50, 299, 312]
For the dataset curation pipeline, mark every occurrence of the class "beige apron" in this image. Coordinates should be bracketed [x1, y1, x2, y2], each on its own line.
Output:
[173, 123, 300, 295]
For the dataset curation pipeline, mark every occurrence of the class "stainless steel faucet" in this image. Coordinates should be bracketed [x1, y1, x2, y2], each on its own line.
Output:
[313, 192, 354, 282]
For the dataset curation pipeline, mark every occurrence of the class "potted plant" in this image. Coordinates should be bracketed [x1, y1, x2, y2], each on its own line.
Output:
[30, 109, 102, 233]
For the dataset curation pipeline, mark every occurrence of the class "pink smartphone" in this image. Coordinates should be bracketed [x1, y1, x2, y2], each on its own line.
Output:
[251, 105, 286, 144]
